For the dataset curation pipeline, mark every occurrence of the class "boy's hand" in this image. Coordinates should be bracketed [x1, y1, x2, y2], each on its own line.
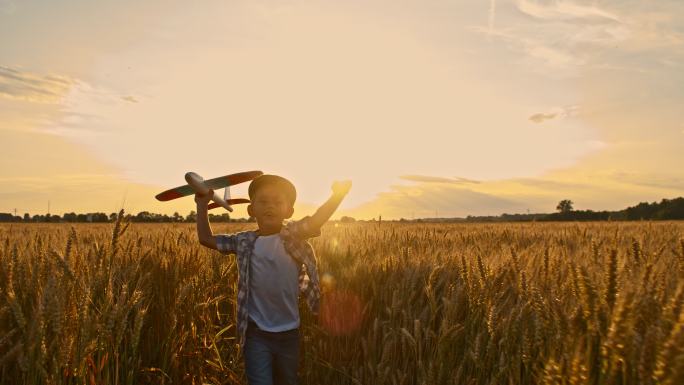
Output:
[331, 180, 352, 197]
[195, 189, 214, 206]
[307, 180, 352, 232]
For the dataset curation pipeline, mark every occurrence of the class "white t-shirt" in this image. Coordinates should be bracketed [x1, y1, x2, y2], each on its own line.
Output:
[247, 234, 301, 332]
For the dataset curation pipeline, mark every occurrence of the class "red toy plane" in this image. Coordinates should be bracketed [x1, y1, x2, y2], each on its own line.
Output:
[155, 171, 263, 211]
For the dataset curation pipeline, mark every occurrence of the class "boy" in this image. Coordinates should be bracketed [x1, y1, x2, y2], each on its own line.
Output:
[195, 174, 351, 385]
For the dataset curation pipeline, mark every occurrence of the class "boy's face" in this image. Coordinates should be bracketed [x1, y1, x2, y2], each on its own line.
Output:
[247, 184, 294, 230]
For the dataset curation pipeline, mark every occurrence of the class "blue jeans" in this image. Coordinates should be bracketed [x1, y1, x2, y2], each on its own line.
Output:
[244, 321, 300, 385]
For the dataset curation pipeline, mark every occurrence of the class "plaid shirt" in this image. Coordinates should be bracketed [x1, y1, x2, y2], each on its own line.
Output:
[214, 216, 321, 348]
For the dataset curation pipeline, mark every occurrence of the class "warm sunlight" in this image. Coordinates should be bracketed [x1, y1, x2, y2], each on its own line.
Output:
[2, 2, 684, 385]
[1, 0, 682, 219]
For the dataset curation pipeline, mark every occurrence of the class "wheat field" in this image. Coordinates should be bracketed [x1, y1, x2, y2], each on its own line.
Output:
[1, 214, 683, 384]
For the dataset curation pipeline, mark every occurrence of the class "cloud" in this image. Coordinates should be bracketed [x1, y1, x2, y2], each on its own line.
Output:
[343, 183, 526, 219]
[470, 26, 585, 70]
[0, 67, 110, 138]
[22, 77, 142, 137]
[508, 177, 590, 191]
[121, 95, 138, 103]
[488, 0, 497, 34]
[0, 66, 74, 103]
[341, 167, 684, 219]
[400, 175, 480, 184]
[529, 112, 557, 123]
[606, 171, 684, 191]
[529, 105, 579, 123]
[0, 65, 139, 133]
[453, 176, 481, 184]
[474, 1, 684, 75]
[515, 0, 621, 23]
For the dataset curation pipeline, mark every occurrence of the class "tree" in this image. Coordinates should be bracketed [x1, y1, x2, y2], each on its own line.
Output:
[556, 199, 574, 213]
[136, 211, 152, 222]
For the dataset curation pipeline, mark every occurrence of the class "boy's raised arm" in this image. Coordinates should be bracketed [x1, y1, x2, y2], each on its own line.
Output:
[196, 189, 218, 249]
[304, 180, 352, 233]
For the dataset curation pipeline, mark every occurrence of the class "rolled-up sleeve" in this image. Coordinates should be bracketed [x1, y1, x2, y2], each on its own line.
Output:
[285, 216, 321, 240]
[215, 234, 237, 254]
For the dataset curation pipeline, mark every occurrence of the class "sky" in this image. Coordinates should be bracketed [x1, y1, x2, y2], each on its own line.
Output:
[1, 0, 683, 219]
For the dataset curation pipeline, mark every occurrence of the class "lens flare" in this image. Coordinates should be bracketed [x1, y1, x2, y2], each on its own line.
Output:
[319, 290, 363, 336]
[320, 272, 336, 290]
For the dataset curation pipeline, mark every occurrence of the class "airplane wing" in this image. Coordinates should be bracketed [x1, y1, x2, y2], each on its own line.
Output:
[155, 170, 263, 201]
[208, 198, 250, 210]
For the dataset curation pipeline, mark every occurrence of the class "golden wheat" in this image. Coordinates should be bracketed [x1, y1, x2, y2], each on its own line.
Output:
[0, 219, 683, 384]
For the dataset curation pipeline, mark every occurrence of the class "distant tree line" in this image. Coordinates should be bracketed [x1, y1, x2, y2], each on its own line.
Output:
[465, 197, 684, 222]
[0, 210, 255, 223]
[2, 197, 684, 223]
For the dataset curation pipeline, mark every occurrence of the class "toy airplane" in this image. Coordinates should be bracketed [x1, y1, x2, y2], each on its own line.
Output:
[155, 171, 263, 212]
